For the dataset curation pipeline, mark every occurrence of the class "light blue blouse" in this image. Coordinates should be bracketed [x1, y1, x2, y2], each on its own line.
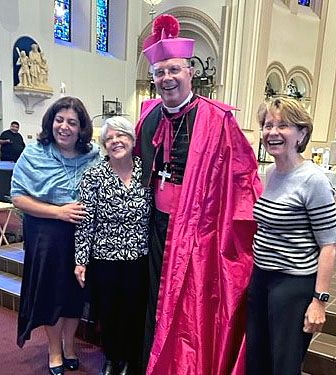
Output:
[11, 142, 101, 205]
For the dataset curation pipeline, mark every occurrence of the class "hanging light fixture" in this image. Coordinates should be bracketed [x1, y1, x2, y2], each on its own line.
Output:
[143, 0, 163, 20]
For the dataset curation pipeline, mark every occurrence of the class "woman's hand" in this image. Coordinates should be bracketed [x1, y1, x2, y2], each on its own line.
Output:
[57, 202, 86, 224]
[303, 244, 335, 334]
[12, 196, 87, 222]
[303, 299, 326, 333]
[74, 265, 86, 288]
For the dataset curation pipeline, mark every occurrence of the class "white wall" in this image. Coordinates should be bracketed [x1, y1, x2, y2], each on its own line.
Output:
[310, 0, 336, 143]
[267, 0, 336, 151]
[268, 2, 319, 77]
[141, 0, 223, 29]
[0, 0, 334, 155]
[0, 0, 142, 143]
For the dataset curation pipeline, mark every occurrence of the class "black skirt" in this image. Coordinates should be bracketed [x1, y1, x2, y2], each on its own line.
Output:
[90, 256, 149, 361]
[17, 214, 85, 347]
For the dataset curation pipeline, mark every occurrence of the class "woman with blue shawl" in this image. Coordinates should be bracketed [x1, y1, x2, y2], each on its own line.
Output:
[11, 96, 100, 375]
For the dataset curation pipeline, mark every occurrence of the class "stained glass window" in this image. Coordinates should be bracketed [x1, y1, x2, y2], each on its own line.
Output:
[298, 0, 310, 6]
[97, 0, 109, 52]
[54, 0, 71, 42]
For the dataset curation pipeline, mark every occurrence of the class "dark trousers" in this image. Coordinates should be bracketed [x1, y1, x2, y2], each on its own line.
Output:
[90, 256, 148, 362]
[142, 209, 169, 373]
[247, 266, 316, 375]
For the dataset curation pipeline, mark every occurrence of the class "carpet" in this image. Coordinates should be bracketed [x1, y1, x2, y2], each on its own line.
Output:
[0, 306, 104, 375]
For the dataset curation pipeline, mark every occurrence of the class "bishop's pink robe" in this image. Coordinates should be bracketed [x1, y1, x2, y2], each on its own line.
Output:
[135, 96, 263, 375]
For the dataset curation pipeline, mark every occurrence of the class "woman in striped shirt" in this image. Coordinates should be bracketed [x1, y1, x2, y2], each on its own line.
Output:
[247, 98, 336, 375]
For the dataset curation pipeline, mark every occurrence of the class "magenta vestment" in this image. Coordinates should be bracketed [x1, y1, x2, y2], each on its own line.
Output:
[135, 96, 263, 375]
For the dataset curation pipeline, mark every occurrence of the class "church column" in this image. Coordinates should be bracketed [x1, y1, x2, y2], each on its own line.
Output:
[216, 0, 273, 150]
[309, 0, 336, 147]
[288, 0, 299, 14]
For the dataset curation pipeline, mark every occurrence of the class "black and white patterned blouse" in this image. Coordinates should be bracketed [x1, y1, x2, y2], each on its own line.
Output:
[75, 156, 152, 264]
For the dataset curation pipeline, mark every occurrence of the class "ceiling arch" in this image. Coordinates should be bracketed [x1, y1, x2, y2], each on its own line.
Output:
[137, 7, 220, 80]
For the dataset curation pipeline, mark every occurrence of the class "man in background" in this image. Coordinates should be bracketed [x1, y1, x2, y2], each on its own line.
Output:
[0, 121, 25, 162]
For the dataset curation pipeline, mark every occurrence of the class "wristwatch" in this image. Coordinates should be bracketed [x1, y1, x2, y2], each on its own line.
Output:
[313, 291, 330, 302]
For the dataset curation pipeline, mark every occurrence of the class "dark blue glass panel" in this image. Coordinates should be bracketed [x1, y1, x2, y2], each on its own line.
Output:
[97, 0, 108, 52]
[54, 0, 71, 42]
[298, 0, 310, 6]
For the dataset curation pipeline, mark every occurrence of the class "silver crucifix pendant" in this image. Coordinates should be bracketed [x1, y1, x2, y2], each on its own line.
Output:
[158, 165, 171, 190]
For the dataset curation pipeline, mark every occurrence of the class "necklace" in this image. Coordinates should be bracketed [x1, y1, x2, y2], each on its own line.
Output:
[172, 113, 186, 145]
[158, 164, 171, 190]
[158, 113, 186, 190]
[60, 156, 78, 199]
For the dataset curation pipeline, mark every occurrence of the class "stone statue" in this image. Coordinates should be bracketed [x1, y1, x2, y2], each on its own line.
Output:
[29, 43, 42, 87]
[13, 40, 54, 114]
[15, 44, 52, 90]
[16, 48, 32, 87]
[39, 52, 49, 87]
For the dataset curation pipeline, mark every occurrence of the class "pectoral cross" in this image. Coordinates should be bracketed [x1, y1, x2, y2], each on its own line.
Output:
[158, 165, 171, 191]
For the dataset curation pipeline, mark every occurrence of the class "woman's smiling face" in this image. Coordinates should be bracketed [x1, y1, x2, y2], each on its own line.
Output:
[52, 108, 80, 155]
[104, 127, 133, 162]
[262, 109, 307, 160]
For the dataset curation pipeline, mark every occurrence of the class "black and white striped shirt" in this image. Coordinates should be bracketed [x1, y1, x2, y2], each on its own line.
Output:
[253, 161, 336, 275]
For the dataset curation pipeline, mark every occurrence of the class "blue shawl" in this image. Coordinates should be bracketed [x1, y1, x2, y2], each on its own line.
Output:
[11, 142, 101, 205]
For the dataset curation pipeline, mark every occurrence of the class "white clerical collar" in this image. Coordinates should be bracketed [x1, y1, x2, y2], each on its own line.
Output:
[163, 92, 193, 114]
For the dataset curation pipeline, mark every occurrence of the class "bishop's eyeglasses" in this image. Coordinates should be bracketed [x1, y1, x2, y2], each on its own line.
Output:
[153, 65, 191, 79]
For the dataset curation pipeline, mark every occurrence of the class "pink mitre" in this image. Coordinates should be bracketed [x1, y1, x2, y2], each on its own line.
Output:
[143, 14, 194, 65]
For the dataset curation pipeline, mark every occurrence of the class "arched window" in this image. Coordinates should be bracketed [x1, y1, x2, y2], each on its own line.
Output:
[54, 0, 71, 42]
[286, 78, 304, 99]
[298, 0, 310, 6]
[265, 73, 283, 98]
[97, 0, 109, 52]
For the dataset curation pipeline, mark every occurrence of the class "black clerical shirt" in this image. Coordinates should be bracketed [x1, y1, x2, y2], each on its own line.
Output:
[0, 130, 25, 162]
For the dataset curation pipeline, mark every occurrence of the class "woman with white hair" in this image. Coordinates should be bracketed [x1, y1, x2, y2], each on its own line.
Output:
[74, 116, 152, 375]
